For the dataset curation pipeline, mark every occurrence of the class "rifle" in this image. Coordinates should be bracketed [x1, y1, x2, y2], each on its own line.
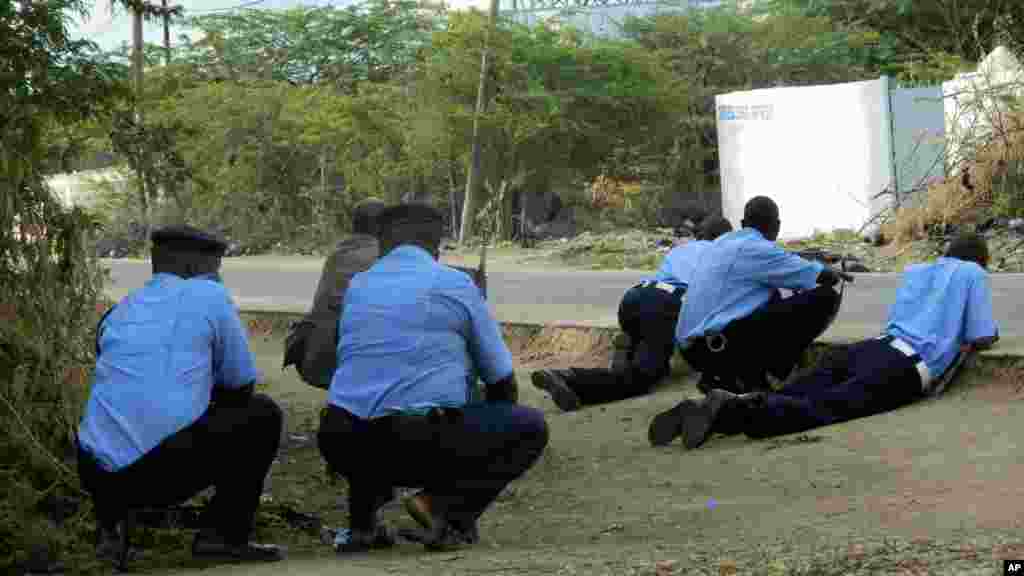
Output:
[450, 244, 488, 299]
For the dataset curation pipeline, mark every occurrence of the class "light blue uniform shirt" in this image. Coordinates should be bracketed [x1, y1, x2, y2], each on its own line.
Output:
[328, 245, 515, 420]
[78, 273, 260, 472]
[677, 228, 824, 343]
[885, 257, 998, 377]
[647, 240, 711, 288]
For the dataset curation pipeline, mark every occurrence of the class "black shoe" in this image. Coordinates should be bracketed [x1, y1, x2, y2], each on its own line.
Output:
[649, 401, 690, 446]
[679, 389, 742, 449]
[530, 370, 581, 412]
[192, 534, 285, 562]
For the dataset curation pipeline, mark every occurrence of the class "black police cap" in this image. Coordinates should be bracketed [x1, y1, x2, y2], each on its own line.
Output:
[151, 225, 228, 255]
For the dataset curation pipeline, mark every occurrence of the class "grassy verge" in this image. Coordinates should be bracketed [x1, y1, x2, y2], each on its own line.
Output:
[14, 311, 1024, 574]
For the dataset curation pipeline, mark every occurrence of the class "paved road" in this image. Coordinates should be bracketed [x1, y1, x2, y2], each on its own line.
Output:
[103, 257, 1024, 347]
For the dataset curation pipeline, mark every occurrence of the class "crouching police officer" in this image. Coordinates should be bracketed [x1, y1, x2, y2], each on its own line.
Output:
[529, 216, 734, 411]
[77, 226, 284, 568]
[317, 203, 549, 553]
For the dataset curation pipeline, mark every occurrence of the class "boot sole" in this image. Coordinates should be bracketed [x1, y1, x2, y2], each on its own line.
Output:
[680, 390, 734, 449]
[648, 402, 686, 446]
[530, 371, 581, 412]
[679, 400, 715, 449]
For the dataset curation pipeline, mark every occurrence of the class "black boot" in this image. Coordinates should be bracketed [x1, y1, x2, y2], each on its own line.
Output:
[677, 389, 762, 449]
[649, 400, 693, 446]
[530, 369, 582, 412]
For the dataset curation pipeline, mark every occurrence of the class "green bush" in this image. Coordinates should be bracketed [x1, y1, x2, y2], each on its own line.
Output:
[0, 182, 108, 571]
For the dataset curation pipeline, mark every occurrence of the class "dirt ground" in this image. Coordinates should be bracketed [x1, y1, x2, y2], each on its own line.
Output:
[137, 321, 1024, 576]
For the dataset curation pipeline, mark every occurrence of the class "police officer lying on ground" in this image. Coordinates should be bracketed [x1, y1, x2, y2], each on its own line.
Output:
[529, 216, 734, 412]
[77, 226, 284, 567]
[675, 196, 854, 396]
[650, 233, 999, 448]
[284, 198, 387, 389]
[317, 203, 549, 552]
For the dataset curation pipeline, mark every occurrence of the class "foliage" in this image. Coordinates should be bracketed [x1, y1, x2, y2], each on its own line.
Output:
[417, 13, 683, 238]
[1, 0, 127, 570]
[175, 0, 441, 91]
[764, 0, 1024, 83]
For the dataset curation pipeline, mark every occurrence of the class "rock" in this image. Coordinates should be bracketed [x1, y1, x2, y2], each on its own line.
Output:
[1010, 218, 1024, 233]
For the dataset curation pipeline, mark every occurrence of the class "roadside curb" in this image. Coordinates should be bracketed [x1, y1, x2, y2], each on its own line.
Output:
[236, 307, 1022, 361]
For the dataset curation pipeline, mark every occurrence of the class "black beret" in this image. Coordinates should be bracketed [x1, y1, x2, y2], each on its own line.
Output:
[151, 225, 228, 255]
[376, 203, 444, 231]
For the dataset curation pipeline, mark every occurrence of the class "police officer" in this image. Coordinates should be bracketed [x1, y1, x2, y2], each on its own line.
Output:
[285, 198, 387, 388]
[317, 203, 549, 553]
[77, 226, 284, 568]
[529, 216, 734, 412]
[675, 196, 853, 396]
[650, 233, 999, 448]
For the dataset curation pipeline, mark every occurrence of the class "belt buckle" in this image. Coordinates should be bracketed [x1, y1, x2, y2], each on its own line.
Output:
[706, 333, 728, 353]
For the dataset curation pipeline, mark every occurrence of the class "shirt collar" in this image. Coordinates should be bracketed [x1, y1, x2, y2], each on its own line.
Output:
[387, 245, 436, 262]
[739, 227, 765, 240]
[151, 272, 183, 283]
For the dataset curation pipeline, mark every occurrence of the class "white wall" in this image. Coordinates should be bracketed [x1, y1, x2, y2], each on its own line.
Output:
[45, 167, 132, 209]
[716, 78, 894, 240]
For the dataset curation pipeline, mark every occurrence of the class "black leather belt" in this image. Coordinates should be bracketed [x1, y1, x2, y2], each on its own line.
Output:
[325, 405, 463, 428]
[876, 335, 932, 392]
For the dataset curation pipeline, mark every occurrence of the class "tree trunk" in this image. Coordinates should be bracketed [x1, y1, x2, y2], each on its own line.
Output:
[459, 0, 500, 245]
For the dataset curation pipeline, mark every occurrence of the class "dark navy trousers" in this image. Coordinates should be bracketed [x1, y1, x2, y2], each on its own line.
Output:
[682, 285, 839, 391]
[563, 283, 686, 406]
[318, 402, 549, 532]
[77, 394, 283, 545]
[742, 338, 924, 439]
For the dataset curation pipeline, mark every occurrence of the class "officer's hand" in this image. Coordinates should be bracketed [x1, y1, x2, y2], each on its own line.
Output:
[486, 374, 519, 404]
[211, 382, 255, 407]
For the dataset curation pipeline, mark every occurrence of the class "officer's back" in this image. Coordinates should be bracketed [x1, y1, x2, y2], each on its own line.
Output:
[329, 206, 509, 419]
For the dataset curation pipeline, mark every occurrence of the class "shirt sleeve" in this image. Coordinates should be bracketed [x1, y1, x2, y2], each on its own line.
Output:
[447, 273, 514, 385]
[744, 241, 824, 290]
[210, 287, 261, 389]
[964, 268, 999, 342]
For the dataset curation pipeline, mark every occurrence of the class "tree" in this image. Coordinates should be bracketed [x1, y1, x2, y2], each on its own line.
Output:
[418, 13, 684, 240]
[764, 0, 1024, 83]
[1, 0, 128, 567]
[176, 0, 443, 90]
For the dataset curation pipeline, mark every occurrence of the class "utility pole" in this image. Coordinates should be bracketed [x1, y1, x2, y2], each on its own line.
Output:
[162, 0, 171, 66]
[458, 0, 500, 245]
[132, 4, 144, 100]
[131, 1, 152, 242]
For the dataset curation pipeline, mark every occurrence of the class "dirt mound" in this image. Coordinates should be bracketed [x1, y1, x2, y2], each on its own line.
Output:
[502, 324, 616, 370]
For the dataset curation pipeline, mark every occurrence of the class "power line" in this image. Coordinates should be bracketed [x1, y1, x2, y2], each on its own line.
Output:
[187, 0, 268, 14]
